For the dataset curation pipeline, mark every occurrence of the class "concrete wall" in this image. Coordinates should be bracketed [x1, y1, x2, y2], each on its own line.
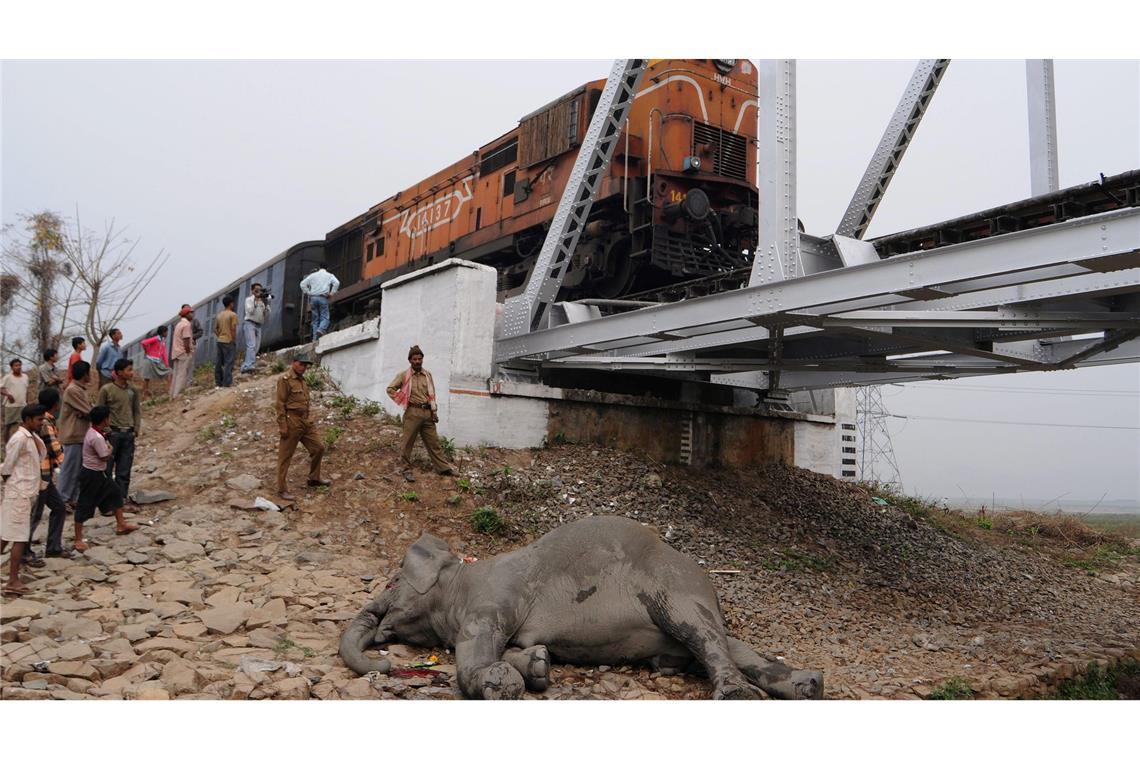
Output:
[319, 258, 543, 448]
[547, 398, 796, 468]
[317, 256, 847, 472]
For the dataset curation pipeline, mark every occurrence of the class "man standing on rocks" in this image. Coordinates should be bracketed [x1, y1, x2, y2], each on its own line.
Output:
[95, 328, 125, 388]
[386, 345, 454, 483]
[38, 349, 63, 391]
[28, 388, 71, 560]
[1, 404, 47, 596]
[64, 336, 87, 388]
[240, 282, 271, 374]
[73, 405, 137, 552]
[214, 295, 239, 388]
[170, 306, 196, 398]
[1, 358, 30, 449]
[97, 358, 142, 504]
[57, 361, 94, 509]
[275, 352, 329, 501]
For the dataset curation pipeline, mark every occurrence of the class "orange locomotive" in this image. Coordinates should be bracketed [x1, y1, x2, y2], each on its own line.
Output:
[328, 59, 759, 317]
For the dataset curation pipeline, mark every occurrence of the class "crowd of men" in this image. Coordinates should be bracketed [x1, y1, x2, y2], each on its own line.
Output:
[1, 356, 141, 596]
[2, 273, 457, 596]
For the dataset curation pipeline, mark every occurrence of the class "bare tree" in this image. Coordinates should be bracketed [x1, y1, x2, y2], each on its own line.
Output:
[1, 209, 168, 361]
[62, 210, 169, 350]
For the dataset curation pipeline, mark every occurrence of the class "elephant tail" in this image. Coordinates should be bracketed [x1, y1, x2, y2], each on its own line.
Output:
[339, 597, 393, 676]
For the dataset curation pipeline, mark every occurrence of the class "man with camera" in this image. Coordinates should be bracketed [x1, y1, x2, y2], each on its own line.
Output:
[241, 282, 272, 374]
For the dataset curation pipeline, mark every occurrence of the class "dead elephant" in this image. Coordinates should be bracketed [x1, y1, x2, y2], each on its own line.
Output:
[340, 515, 823, 699]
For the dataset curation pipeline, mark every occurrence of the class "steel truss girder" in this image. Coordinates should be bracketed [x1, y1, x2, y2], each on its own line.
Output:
[494, 206, 1140, 363]
[500, 59, 647, 337]
[708, 334, 1140, 391]
[601, 269, 1140, 359]
[836, 59, 951, 239]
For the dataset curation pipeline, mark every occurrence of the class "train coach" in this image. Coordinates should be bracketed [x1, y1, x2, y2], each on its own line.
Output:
[324, 59, 761, 323]
[123, 240, 324, 369]
[124, 59, 764, 361]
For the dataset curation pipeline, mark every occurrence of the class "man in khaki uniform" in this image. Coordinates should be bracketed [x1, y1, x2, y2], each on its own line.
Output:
[386, 345, 454, 483]
[275, 353, 328, 501]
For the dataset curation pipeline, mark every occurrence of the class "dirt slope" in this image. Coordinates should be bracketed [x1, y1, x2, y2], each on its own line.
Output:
[2, 362, 1137, 700]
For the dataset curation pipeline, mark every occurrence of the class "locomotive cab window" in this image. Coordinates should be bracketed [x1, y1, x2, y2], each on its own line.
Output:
[503, 170, 516, 198]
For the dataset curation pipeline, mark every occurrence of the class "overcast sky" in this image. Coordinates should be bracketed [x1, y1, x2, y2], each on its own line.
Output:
[2, 59, 1137, 506]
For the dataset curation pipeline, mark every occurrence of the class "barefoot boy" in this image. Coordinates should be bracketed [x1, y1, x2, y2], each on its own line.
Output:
[73, 405, 137, 552]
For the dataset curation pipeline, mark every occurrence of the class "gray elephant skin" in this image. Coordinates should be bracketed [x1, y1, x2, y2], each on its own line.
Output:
[340, 515, 824, 699]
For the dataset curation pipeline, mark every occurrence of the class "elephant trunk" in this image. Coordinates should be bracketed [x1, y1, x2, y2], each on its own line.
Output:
[339, 597, 392, 676]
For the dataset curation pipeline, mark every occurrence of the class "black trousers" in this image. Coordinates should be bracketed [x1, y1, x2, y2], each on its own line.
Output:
[28, 481, 67, 554]
[106, 429, 136, 502]
[215, 342, 236, 387]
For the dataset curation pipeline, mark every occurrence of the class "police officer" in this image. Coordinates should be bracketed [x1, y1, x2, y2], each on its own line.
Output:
[275, 353, 329, 501]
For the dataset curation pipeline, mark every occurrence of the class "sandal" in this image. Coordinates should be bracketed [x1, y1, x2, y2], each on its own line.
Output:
[2, 585, 29, 597]
[73, 540, 89, 552]
[115, 524, 139, 535]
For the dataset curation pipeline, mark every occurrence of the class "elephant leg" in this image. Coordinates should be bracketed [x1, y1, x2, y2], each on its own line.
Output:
[455, 617, 525, 700]
[639, 592, 760, 700]
[726, 637, 824, 700]
[502, 645, 551, 692]
[649, 653, 692, 676]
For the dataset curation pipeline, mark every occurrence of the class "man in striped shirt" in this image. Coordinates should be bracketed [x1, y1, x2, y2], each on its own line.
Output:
[26, 388, 70, 561]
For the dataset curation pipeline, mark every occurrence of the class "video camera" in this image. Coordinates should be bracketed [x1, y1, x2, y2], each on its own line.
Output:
[257, 288, 275, 301]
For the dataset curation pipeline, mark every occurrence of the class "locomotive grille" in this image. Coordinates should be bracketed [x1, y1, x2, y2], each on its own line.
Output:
[692, 122, 747, 181]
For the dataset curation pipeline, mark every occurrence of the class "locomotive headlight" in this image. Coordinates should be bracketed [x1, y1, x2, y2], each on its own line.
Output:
[682, 156, 702, 172]
[714, 59, 736, 73]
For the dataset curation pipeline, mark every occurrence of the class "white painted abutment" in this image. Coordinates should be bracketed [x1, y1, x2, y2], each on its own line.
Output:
[316, 259, 853, 478]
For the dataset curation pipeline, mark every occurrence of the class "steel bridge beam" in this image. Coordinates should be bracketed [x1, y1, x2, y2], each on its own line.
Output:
[500, 59, 647, 338]
[836, 59, 950, 240]
[494, 206, 1140, 362]
[752, 60, 800, 285]
[1027, 59, 1060, 196]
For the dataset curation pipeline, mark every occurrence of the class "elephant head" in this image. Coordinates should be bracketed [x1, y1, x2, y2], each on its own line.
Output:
[339, 533, 461, 676]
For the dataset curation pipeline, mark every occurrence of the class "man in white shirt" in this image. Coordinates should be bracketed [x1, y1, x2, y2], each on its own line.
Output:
[1, 358, 31, 449]
[241, 282, 272, 374]
[299, 267, 340, 343]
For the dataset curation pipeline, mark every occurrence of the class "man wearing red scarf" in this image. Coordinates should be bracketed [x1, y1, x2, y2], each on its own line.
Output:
[386, 345, 454, 483]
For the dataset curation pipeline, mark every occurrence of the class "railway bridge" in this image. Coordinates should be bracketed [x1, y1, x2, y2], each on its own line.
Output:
[316, 59, 1139, 478]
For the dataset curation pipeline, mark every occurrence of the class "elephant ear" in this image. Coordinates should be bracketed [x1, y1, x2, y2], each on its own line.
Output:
[403, 534, 459, 594]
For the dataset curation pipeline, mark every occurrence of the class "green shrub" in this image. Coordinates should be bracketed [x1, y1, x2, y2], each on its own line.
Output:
[400, 491, 419, 502]
[447, 495, 461, 505]
[270, 358, 287, 373]
[220, 413, 237, 430]
[323, 426, 344, 450]
[441, 436, 456, 459]
[360, 399, 382, 417]
[304, 366, 331, 390]
[329, 395, 357, 418]
[470, 507, 505, 535]
[1053, 661, 1140, 699]
[197, 425, 217, 442]
[929, 677, 974, 700]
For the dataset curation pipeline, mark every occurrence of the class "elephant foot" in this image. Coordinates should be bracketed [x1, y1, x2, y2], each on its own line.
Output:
[714, 679, 764, 700]
[506, 645, 550, 692]
[790, 670, 824, 700]
[480, 661, 526, 700]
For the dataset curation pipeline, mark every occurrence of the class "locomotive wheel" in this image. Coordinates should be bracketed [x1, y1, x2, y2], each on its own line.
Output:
[592, 238, 637, 299]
